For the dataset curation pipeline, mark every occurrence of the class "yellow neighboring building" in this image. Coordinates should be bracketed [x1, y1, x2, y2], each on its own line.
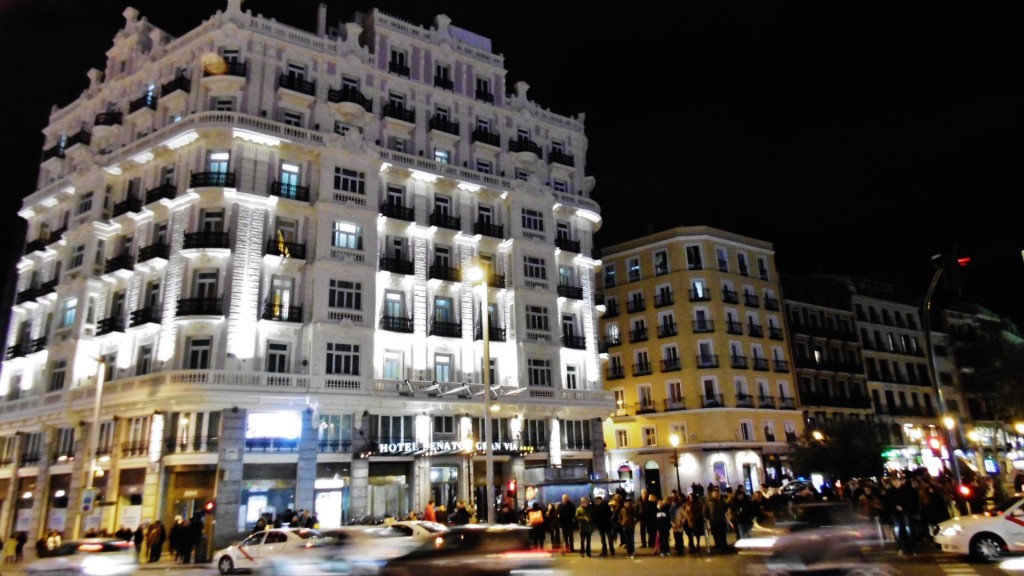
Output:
[598, 226, 804, 497]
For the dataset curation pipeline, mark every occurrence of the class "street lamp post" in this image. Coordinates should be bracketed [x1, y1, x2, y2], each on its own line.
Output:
[922, 255, 963, 490]
[468, 266, 496, 525]
[669, 434, 682, 496]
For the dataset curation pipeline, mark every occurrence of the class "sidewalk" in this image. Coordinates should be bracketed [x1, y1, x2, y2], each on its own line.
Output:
[0, 556, 211, 575]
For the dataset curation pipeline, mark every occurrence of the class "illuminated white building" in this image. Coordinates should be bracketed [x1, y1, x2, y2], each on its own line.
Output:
[0, 1, 609, 550]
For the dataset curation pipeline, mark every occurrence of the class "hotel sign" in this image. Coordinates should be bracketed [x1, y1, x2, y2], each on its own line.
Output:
[376, 440, 531, 455]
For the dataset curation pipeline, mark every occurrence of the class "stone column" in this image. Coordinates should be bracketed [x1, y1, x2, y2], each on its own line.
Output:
[211, 408, 246, 551]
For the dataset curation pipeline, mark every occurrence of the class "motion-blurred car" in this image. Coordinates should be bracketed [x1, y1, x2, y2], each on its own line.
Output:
[368, 520, 449, 539]
[24, 538, 135, 576]
[254, 524, 431, 576]
[934, 493, 1024, 562]
[379, 524, 553, 576]
[215, 527, 327, 574]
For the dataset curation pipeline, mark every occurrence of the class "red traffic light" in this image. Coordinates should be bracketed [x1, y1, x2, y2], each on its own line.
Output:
[204, 499, 216, 513]
[958, 484, 972, 497]
[507, 479, 517, 493]
[956, 257, 971, 267]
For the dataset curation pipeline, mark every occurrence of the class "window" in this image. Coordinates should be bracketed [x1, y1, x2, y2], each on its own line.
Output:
[757, 256, 770, 280]
[515, 168, 530, 181]
[186, 337, 212, 369]
[739, 420, 754, 441]
[654, 250, 669, 275]
[213, 98, 234, 111]
[77, 192, 94, 215]
[524, 256, 546, 280]
[528, 359, 551, 386]
[476, 76, 491, 95]
[433, 415, 455, 435]
[552, 179, 568, 193]
[642, 426, 657, 447]
[60, 297, 78, 327]
[627, 257, 640, 282]
[282, 111, 303, 127]
[717, 247, 729, 272]
[326, 343, 360, 375]
[266, 342, 289, 373]
[686, 245, 703, 270]
[526, 305, 549, 331]
[475, 159, 492, 174]
[604, 265, 617, 287]
[667, 380, 683, 403]
[434, 149, 450, 164]
[333, 168, 365, 194]
[329, 280, 361, 309]
[48, 360, 67, 392]
[638, 385, 653, 409]
[737, 252, 749, 276]
[332, 222, 363, 249]
[69, 244, 85, 269]
[615, 429, 628, 449]
[136, 345, 153, 376]
[566, 365, 579, 389]
[383, 351, 402, 380]
[521, 208, 544, 231]
[434, 354, 452, 382]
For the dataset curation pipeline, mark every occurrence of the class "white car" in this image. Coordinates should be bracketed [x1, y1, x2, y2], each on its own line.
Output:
[934, 494, 1024, 561]
[366, 520, 449, 539]
[215, 527, 327, 574]
[25, 538, 136, 576]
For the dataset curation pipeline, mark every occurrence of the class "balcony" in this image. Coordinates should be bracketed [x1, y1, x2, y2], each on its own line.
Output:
[379, 257, 414, 275]
[664, 398, 686, 411]
[41, 143, 64, 162]
[744, 293, 760, 307]
[736, 393, 754, 408]
[484, 273, 505, 289]
[692, 319, 715, 333]
[112, 196, 143, 217]
[758, 395, 776, 409]
[752, 357, 770, 371]
[626, 298, 646, 313]
[769, 327, 785, 340]
[475, 89, 494, 103]
[555, 236, 581, 253]
[183, 231, 230, 250]
[429, 211, 462, 231]
[475, 324, 506, 342]
[176, 297, 223, 316]
[65, 129, 91, 149]
[429, 263, 461, 282]
[471, 128, 500, 147]
[145, 183, 177, 204]
[726, 320, 744, 335]
[747, 324, 764, 338]
[474, 219, 503, 239]
[15, 287, 40, 305]
[128, 93, 158, 114]
[557, 283, 583, 300]
[137, 243, 170, 263]
[696, 354, 720, 369]
[5, 342, 29, 360]
[764, 296, 780, 311]
[629, 328, 648, 343]
[380, 315, 414, 333]
[262, 303, 303, 322]
[270, 181, 310, 202]
[433, 75, 455, 91]
[278, 74, 316, 96]
[778, 397, 797, 410]
[327, 85, 373, 113]
[774, 359, 791, 372]
[429, 320, 462, 338]
[103, 252, 134, 274]
[161, 75, 191, 96]
[603, 335, 622, 348]
[24, 237, 48, 254]
[382, 103, 415, 123]
[635, 401, 657, 414]
[428, 116, 460, 136]
[702, 394, 725, 408]
[96, 316, 125, 336]
[388, 61, 411, 77]
[265, 238, 307, 260]
[722, 288, 739, 304]
[190, 171, 236, 188]
[94, 111, 123, 127]
[657, 323, 677, 338]
[731, 355, 749, 369]
[562, 334, 587, 350]
[654, 292, 674, 307]
[605, 366, 625, 380]
[204, 60, 247, 78]
[604, 302, 620, 317]
[380, 203, 415, 221]
[39, 279, 58, 296]
[548, 149, 575, 167]
[661, 357, 682, 372]
[130, 307, 161, 327]
[508, 137, 542, 157]
[689, 288, 712, 302]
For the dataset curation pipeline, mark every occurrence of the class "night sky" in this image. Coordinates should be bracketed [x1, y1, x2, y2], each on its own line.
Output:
[1, 1, 1022, 329]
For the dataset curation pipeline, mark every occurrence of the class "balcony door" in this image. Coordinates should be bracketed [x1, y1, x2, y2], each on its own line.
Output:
[193, 270, 219, 299]
[267, 342, 289, 373]
[207, 151, 229, 173]
[200, 209, 224, 233]
[562, 315, 576, 338]
[434, 297, 453, 323]
[269, 276, 294, 316]
[385, 291, 406, 318]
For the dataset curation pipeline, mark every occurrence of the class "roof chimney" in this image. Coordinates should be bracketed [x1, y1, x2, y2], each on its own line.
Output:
[317, 3, 327, 37]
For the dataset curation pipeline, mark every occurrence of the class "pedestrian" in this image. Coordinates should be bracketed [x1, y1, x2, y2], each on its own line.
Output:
[654, 498, 671, 556]
[3, 533, 17, 564]
[133, 524, 146, 563]
[671, 495, 686, 556]
[527, 502, 546, 549]
[576, 496, 594, 557]
[424, 500, 436, 522]
[452, 500, 471, 525]
[168, 517, 183, 562]
[593, 495, 615, 557]
[704, 487, 730, 552]
[147, 520, 166, 562]
[557, 494, 577, 553]
[545, 503, 561, 550]
[618, 498, 638, 559]
[643, 493, 659, 550]
[888, 476, 916, 555]
[637, 489, 649, 548]
[15, 531, 27, 563]
[684, 493, 705, 553]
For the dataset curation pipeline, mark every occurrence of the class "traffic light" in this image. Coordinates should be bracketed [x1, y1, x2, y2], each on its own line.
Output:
[204, 499, 216, 514]
[506, 479, 517, 495]
[928, 437, 942, 451]
[958, 484, 972, 498]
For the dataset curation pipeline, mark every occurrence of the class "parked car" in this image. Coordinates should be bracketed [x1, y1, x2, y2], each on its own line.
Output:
[215, 527, 327, 574]
[934, 494, 1024, 561]
[24, 538, 135, 576]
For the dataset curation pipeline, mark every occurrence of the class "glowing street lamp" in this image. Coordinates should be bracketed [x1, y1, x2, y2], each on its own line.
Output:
[812, 430, 824, 442]
[467, 266, 496, 524]
[669, 434, 682, 495]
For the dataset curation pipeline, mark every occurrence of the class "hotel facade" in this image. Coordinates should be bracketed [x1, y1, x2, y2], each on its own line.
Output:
[0, 1, 611, 550]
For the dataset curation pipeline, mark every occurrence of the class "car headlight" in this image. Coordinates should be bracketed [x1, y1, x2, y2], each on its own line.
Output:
[940, 525, 963, 537]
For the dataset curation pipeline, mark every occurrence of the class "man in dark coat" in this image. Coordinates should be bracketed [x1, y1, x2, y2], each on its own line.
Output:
[704, 487, 730, 552]
[592, 495, 615, 557]
[557, 494, 577, 552]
